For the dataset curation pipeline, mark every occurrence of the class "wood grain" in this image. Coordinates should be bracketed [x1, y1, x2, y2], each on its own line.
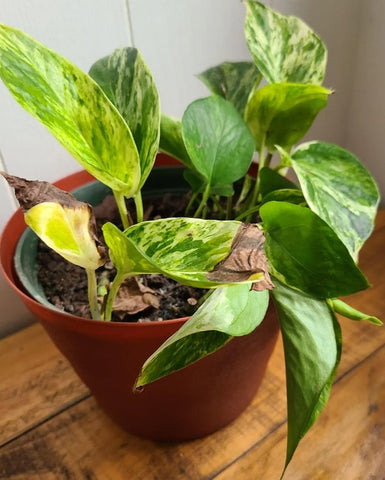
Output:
[0, 211, 383, 479]
[0, 324, 88, 446]
[214, 345, 385, 480]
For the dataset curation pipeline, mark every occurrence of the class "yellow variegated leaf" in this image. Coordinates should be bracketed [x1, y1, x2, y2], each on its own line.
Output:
[25, 202, 104, 270]
[0, 24, 140, 197]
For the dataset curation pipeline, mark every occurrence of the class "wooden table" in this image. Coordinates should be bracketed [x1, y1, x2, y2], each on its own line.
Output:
[1, 211, 384, 480]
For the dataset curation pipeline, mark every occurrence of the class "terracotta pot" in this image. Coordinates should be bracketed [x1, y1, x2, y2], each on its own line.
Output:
[0, 154, 279, 441]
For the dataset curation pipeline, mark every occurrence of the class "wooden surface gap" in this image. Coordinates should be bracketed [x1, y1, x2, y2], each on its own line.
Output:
[0, 392, 91, 450]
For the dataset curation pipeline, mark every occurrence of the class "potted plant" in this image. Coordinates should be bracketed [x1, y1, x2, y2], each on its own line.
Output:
[0, 1, 381, 477]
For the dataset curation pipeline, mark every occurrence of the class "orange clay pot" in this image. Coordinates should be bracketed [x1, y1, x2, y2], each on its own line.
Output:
[0, 154, 279, 441]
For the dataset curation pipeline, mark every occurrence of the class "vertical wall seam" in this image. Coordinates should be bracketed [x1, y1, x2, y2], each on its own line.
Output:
[0, 148, 18, 211]
[123, 0, 136, 47]
[341, 0, 365, 146]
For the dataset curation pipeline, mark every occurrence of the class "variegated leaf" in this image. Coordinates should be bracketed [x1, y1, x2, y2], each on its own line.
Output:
[260, 201, 369, 298]
[244, 1, 327, 84]
[245, 83, 331, 151]
[290, 142, 380, 258]
[103, 218, 269, 288]
[159, 113, 192, 168]
[182, 96, 255, 187]
[25, 202, 104, 270]
[272, 280, 341, 474]
[89, 47, 160, 188]
[0, 24, 140, 196]
[136, 284, 269, 388]
[197, 61, 262, 116]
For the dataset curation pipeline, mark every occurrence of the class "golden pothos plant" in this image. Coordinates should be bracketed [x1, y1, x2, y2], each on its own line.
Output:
[0, 2, 380, 476]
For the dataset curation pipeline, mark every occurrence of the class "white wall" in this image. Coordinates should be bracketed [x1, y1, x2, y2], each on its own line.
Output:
[0, 0, 383, 336]
[345, 0, 385, 204]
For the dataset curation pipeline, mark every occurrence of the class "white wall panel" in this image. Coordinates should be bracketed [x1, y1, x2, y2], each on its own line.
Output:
[128, 0, 252, 117]
[345, 0, 385, 206]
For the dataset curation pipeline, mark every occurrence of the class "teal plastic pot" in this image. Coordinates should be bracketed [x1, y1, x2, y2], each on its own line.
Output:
[0, 153, 279, 441]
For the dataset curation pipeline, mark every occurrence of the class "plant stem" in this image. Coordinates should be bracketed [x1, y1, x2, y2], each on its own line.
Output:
[86, 268, 101, 320]
[104, 272, 125, 322]
[134, 191, 144, 223]
[235, 174, 253, 210]
[113, 190, 130, 230]
[246, 140, 272, 222]
[185, 191, 199, 215]
[194, 183, 211, 218]
[211, 196, 226, 218]
[235, 203, 261, 221]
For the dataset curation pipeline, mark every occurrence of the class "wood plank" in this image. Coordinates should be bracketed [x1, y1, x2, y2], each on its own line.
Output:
[214, 345, 385, 480]
[0, 324, 88, 446]
[0, 314, 384, 479]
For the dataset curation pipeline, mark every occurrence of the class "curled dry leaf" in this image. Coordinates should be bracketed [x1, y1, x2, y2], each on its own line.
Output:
[1, 172, 106, 259]
[113, 277, 160, 316]
[206, 223, 274, 291]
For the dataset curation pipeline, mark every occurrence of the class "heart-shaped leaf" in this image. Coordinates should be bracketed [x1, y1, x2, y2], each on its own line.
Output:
[182, 96, 255, 187]
[245, 83, 331, 151]
[272, 281, 341, 474]
[136, 284, 269, 388]
[103, 219, 271, 289]
[0, 24, 140, 196]
[245, 1, 327, 85]
[260, 201, 369, 298]
[89, 47, 160, 188]
[197, 61, 262, 116]
[290, 142, 380, 258]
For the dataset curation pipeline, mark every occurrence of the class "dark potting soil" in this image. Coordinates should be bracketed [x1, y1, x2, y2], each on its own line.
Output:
[36, 193, 206, 322]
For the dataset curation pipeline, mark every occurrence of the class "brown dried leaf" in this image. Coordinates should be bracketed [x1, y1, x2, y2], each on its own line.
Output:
[1, 172, 106, 260]
[206, 223, 274, 291]
[113, 277, 160, 315]
[1, 172, 84, 211]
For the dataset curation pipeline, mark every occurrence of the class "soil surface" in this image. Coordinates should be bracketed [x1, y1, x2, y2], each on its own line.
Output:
[36, 193, 206, 322]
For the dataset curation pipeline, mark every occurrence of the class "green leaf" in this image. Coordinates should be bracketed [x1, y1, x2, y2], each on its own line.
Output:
[245, 83, 331, 151]
[244, 1, 327, 84]
[136, 284, 269, 388]
[261, 189, 305, 206]
[329, 299, 382, 326]
[89, 47, 160, 188]
[272, 281, 341, 473]
[260, 201, 369, 298]
[159, 113, 192, 168]
[290, 142, 380, 258]
[25, 202, 103, 270]
[182, 96, 255, 187]
[0, 24, 140, 197]
[197, 61, 262, 116]
[259, 167, 298, 198]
